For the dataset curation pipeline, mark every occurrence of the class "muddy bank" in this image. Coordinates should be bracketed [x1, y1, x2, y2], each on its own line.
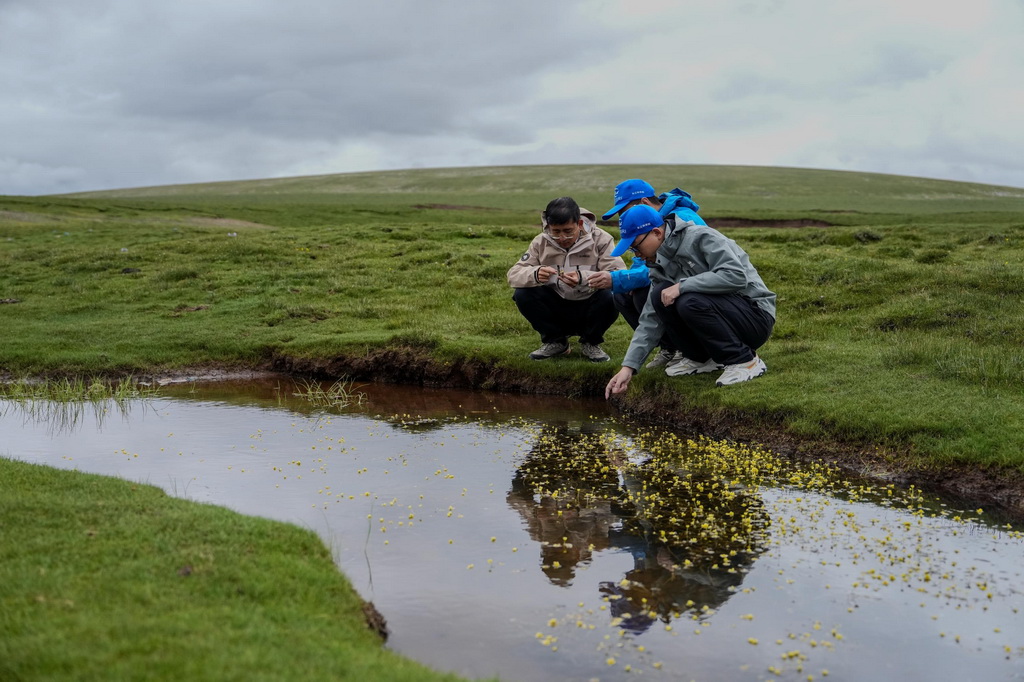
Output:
[14, 347, 1020, 522]
[263, 346, 1024, 523]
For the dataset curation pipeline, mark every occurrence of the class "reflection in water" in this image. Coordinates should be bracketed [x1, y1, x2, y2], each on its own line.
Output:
[0, 396, 150, 436]
[508, 422, 770, 634]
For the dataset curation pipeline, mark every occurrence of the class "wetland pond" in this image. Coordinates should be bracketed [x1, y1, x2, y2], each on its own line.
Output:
[3, 379, 1024, 681]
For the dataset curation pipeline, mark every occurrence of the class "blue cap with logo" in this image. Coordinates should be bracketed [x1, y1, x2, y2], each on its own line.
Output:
[610, 205, 664, 257]
[601, 178, 656, 220]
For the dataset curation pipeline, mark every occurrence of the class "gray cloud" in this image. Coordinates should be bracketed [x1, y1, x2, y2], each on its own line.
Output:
[1, 0, 1022, 194]
[1, 0, 616, 193]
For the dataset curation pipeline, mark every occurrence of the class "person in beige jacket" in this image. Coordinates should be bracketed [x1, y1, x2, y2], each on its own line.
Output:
[507, 196, 625, 361]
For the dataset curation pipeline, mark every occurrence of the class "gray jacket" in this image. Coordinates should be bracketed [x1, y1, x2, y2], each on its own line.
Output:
[622, 216, 777, 370]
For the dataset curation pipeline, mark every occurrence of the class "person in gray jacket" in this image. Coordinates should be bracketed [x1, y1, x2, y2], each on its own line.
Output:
[508, 196, 625, 362]
[604, 204, 776, 396]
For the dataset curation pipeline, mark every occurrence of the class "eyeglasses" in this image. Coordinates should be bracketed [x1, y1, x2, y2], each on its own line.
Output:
[628, 230, 652, 255]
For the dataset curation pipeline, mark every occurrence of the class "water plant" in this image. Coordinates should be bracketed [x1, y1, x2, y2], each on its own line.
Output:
[292, 377, 366, 409]
[0, 376, 158, 432]
[0, 376, 156, 402]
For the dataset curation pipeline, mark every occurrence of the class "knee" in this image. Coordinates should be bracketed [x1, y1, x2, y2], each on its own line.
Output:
[513, 287, 542, 305]
[650, 282, 673, 313]
[675, 292, 711, 319]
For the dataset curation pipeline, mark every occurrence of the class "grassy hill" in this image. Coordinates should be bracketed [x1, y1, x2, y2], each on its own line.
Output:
[58, 163, 1024, 216]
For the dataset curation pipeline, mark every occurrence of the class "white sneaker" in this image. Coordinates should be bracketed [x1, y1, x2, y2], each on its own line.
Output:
[716, 357, 767, 386]
[665, 356, 722, 376]
[645, 349, 677, 369]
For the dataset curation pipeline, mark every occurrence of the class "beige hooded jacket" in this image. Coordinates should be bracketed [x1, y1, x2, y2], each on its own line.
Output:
[506, 208, 625, 301]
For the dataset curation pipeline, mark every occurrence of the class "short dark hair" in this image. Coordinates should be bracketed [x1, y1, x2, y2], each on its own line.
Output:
[542, 197, 580, 227]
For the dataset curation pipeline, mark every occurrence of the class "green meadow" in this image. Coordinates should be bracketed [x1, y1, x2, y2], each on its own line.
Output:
[2, 164, 1023, 679]
[3, 164, 1023, 468]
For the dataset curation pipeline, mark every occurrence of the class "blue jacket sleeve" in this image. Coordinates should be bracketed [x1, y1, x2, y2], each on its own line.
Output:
[611, 260, 651, 293]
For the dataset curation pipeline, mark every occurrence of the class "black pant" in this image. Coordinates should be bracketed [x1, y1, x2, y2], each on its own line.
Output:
[650, 285, 773, 365]
[513, 287, 618, 345]
[613, 286, 677, 354]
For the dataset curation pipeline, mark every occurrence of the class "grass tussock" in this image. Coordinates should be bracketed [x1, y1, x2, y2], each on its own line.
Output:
[292, 377, 366, 409]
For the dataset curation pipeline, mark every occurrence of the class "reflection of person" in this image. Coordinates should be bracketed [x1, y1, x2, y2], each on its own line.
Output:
[507, 197, 624, 362]
[605, 205, 777, 394]
[599, 549, 747, 634]
[506, 423, 623, 586]
[506, 423, 767, 623]
[600, 178, 708, 372]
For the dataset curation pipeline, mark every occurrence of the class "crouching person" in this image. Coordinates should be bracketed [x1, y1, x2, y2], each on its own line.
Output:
[508, 197, 625, 362]
[604, 204, 776, 396]
[601, 178, 709, 370]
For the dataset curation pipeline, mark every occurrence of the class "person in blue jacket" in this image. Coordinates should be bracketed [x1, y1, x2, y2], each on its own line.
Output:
[591, 178, 706, 372]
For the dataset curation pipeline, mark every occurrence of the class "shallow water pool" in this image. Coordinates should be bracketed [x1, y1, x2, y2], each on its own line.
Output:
[3, 380, 1023, 681]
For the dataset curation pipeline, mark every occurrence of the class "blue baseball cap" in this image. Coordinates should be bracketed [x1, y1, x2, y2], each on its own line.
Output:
[601, 178, 655, 220]
[610, 205, 664, 257]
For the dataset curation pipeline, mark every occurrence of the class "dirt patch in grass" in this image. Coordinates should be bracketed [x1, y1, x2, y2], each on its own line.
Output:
[412, 203, 499, 211]
[114, 366, 285, 387]
[186, 217, 275, 229]
[710, 217, 833, 228]
[597, 217, 833, 229]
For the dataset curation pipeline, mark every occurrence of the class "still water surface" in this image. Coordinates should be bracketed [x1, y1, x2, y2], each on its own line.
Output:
[3, 380, 1023, 681]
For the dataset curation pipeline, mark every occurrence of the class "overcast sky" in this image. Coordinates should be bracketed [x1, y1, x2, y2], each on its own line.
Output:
[2, 0, 1022, 195]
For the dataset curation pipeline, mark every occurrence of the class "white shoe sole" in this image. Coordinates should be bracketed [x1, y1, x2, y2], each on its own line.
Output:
[715, 359, 767, 386]
[665, 363, 721, 377]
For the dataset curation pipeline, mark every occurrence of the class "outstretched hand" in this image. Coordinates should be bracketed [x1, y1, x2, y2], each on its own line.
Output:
[605, 367, 634, 399]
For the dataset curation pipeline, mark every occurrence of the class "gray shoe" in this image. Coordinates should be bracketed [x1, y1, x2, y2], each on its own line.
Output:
[665, 356, 722, 376]
[645, 349, 677, 369]
[529, 341, 570, 360]
[580, 343, 610, 363]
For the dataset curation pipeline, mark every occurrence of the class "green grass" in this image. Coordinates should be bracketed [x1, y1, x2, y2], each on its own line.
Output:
[3, 164, 1023, 470]
[0, 458, 466, 682]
